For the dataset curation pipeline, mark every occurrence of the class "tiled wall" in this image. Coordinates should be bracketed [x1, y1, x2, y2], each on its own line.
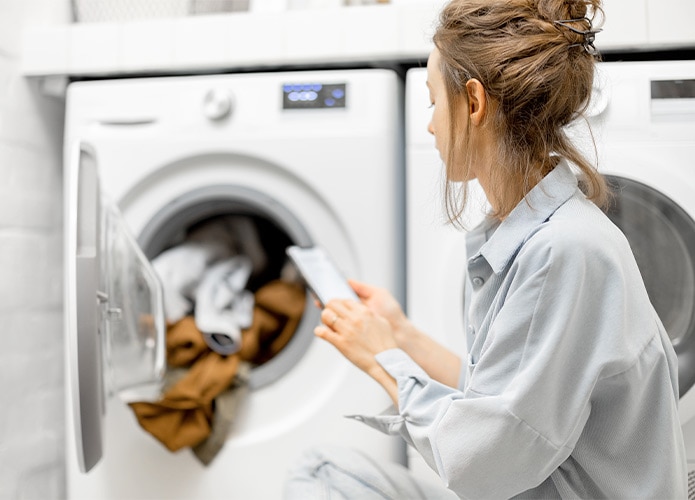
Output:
[0, 1, 71, 498]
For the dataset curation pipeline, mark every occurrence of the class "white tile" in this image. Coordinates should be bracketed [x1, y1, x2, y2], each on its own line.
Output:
[0, 426, 63, 476]
[7, 177, 62, 231]
[69, 22, 121, 74]
[343, 5, 399, 58]
[20, 0, 73, 25]
[0, 143, 55, 191]
[227, 12, 285, 65]
[0, 75, 66, 150]
[284, 8, 343, 61]
[121, 19, 177, 72]
[0, 56, 14, 103]
[20, 25, 70, 76]
[0, 251, 63, 312]
[600, 0, 648, 50]
[172, 15, 229, 68]
[398, 2, 440, 56]
[646, 0, 695, 46]
[15, 457, 65, 500]
[0, 0, 25, 57]
[6, 310, 63, 353]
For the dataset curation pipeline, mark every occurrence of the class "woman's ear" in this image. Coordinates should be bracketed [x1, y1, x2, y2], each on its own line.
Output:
[465, 79, 487, 126]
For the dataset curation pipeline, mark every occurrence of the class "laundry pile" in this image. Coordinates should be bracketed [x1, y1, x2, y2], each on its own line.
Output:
[128, 215, 306, 464]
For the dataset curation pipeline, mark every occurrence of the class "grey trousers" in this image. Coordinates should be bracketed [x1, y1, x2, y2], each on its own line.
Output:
[283, 445, 459, 500]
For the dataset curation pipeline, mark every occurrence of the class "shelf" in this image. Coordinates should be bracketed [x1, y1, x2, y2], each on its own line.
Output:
[22, 0, 689, 81]
[21, 4, 439, 78]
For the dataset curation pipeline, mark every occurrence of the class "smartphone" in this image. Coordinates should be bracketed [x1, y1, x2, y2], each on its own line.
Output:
[286, 245, 359, 306]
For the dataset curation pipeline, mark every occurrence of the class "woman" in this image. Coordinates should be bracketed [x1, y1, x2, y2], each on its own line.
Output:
[285, 0, 688, 498]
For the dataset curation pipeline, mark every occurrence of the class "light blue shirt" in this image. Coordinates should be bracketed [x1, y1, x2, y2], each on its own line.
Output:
[354, 161, 688, 499]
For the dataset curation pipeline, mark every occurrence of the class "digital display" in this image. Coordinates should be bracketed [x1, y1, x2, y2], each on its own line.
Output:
[651, 79, 695, 99]
[283, 83, 347, 110]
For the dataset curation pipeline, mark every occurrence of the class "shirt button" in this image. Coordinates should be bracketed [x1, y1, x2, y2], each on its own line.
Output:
[472, 276, 484, 287]
[468, 325, 475, 336]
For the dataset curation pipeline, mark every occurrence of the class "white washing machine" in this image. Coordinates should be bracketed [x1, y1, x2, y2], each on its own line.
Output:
[573, 60, 695, 478]
[405, 60, 695, 481]
[63, 69, 406, 499]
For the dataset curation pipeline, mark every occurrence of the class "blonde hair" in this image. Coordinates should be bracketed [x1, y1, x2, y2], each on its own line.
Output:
[433, 0, 609, 224]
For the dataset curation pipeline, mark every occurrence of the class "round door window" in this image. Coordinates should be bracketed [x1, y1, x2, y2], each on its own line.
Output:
[137, 184, 319, 391]
[603, 175, 695, 397]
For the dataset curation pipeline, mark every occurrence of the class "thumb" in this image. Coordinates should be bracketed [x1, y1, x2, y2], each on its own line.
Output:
[348, 279, 373, 300]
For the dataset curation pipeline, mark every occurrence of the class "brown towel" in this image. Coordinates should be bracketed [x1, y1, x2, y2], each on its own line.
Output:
[240, 278, 306, 364]
[192, 362, 251, 465]
[129, 280, 306, 460]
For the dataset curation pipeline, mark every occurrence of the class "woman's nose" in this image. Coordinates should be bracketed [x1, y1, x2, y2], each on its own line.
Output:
[427, 121, 434, 136]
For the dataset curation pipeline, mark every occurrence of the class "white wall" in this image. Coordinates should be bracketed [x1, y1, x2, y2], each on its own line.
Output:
[0, 1, 71, 498]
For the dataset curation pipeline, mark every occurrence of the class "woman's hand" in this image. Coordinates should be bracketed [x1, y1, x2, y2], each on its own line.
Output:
[346, 280, 463, 388]
[315, 298, 399, 404]
[316, 299, 397, 376]
[349, 279, 424, 351]
[348, 280, 410, 337]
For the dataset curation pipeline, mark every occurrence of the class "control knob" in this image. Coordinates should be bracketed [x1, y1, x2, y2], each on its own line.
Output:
[203, 88, 233, 121]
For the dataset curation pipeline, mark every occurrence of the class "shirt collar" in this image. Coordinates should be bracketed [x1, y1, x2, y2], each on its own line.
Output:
[470, 160, 579, 274]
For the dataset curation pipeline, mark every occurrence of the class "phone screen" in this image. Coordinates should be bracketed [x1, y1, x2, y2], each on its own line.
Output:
[286, 246, 359, 306]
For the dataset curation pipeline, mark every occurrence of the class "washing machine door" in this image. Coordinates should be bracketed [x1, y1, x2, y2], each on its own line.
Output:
[64, 142, 166, 473]
[603, 174, 695, 397]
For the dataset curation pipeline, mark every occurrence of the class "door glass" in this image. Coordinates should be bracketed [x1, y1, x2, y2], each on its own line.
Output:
[102, 200, 166, 402]
[603, 175, 695, 397]
[66, 143, 166, 473]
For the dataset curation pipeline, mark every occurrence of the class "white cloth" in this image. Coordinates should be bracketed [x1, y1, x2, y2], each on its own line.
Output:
[152, 240, 232, 324]
[151, 215, 267, 325]
[194, 256, 254, 355]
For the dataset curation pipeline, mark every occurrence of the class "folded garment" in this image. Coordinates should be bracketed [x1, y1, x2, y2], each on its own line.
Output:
[129, 280, 306, 463]
[152, 240, 232, 324]
[195, 256, 254, 356]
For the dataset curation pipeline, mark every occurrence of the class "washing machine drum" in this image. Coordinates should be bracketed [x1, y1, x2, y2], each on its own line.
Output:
[603, 175, 695, 398]
[137, 185, 319, 390]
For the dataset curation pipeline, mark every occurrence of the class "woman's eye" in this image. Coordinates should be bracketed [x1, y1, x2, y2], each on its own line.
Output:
[428, 102, 435, 109]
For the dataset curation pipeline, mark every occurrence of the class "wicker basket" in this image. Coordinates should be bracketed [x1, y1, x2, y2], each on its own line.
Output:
[72, 0, 249, 23]
[190, 0, 249, 14]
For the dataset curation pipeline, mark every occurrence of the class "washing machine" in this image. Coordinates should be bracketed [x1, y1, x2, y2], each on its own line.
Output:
[572, 60, 695, 480]
[63, 69, 406, 499]
[405, 60, 695, 482]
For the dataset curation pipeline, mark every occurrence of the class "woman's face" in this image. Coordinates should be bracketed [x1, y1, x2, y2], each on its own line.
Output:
[426, 48, 450, 162]
[426, 48, 475, 183]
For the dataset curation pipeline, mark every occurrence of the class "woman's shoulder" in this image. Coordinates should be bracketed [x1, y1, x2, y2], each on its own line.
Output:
[521, 194, 631, 268]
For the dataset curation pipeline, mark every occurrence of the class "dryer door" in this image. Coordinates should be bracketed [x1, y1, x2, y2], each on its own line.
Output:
[64, 142, 166, 473]
[603, 174, 695, 397]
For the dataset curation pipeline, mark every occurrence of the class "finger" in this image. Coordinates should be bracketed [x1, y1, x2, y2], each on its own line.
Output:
[320, 308, 340, 328]
[315, 325, 340, 344]
[327, 300, 360, 318]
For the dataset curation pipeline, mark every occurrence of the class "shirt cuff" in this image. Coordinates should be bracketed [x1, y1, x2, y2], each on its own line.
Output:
[344, 349, 426, 445]
[375, 348, 429, 380]
[345, 406, 413, 446]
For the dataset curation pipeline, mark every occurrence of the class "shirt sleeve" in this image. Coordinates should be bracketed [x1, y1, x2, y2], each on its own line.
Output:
[354, 221, 644, 499]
